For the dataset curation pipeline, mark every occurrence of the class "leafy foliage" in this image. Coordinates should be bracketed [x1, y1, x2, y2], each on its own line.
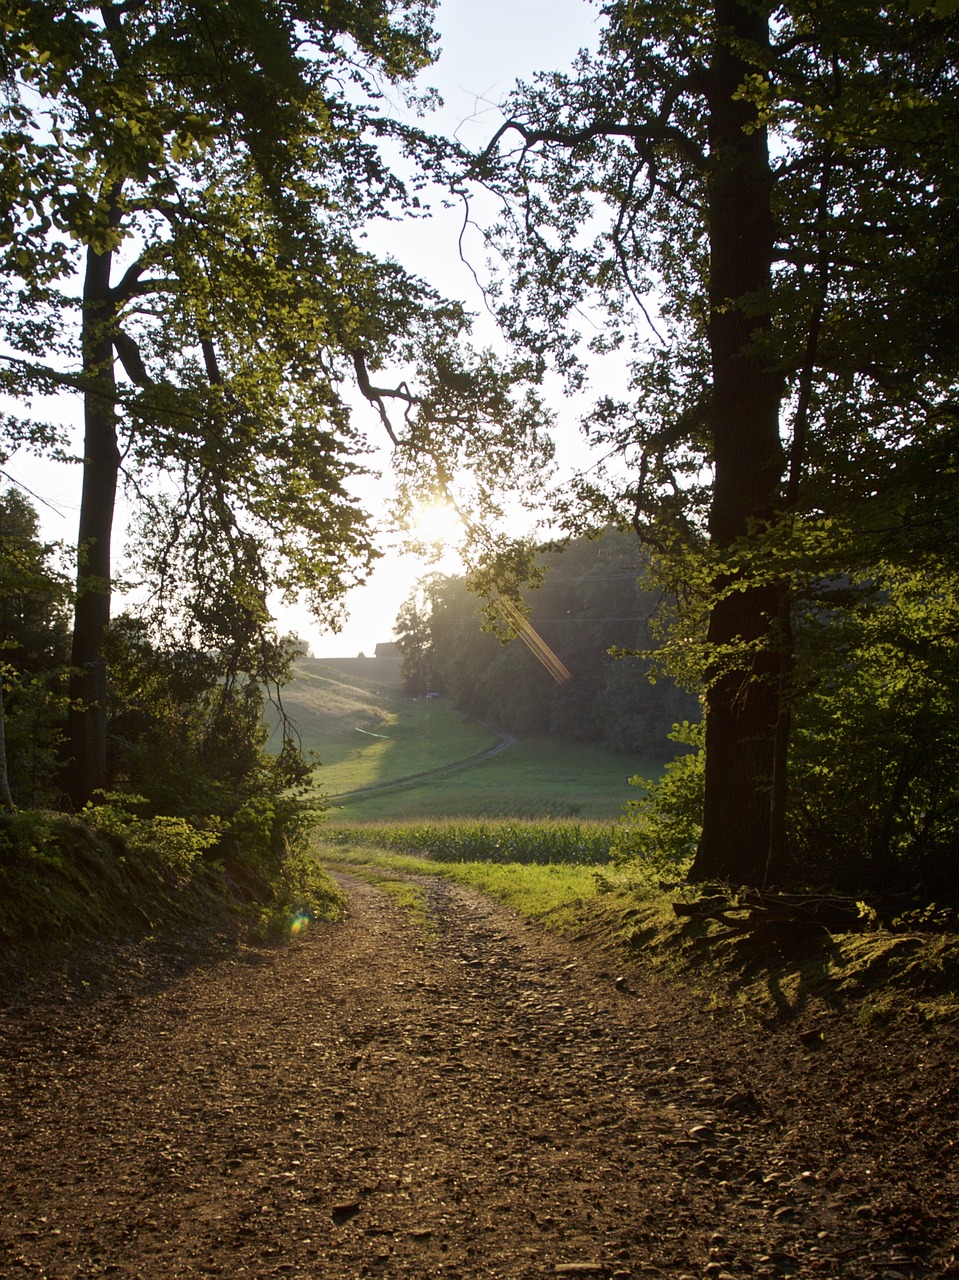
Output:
[0, 489, 70, 807]
[788, 565, 959, 897]
[612, 721, 704, 884]
[396, 530, 698, 759]
[1, 0, 552, 803]
[463, 0, 959, 891]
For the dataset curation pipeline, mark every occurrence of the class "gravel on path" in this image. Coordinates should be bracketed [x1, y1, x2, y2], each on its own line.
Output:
[1, 871, 957, 1279]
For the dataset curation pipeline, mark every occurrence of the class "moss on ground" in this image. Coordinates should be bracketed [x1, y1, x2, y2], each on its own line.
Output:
[566, 890, 959, 1027]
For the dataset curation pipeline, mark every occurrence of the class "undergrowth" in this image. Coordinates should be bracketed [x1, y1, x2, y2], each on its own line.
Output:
[0, 803, 344, 984]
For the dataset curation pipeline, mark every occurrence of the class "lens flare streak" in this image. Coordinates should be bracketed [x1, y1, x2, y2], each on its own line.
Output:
[497, 596, 572, 685]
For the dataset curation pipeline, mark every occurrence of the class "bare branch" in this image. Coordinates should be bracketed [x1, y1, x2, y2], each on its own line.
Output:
[478, 117, 706, 173]
[352, 350, 416, 447]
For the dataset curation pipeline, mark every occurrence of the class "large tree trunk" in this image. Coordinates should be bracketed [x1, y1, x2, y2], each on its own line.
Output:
[65, 229, 121, 808]
[689, 0, 785, 886]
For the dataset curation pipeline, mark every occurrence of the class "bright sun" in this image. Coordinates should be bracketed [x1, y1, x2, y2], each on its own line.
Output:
[409, 500, 464, 548]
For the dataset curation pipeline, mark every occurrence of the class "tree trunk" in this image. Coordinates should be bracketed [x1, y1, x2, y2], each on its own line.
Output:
[689, 0, 785, 886]
[0, 680, 15, 813]
[65, 227, 121, 808]
[765, 591, 794, 887]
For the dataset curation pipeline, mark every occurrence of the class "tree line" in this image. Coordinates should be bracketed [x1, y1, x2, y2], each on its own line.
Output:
[1, 0, 957, 907]
[395, 531, 698, 760]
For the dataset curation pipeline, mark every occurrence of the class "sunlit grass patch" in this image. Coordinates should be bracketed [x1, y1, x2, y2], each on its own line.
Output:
[318, 842, 603, 921]
[332, 737, 651, 822]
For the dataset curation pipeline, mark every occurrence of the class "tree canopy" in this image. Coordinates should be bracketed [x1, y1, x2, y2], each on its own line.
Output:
[0, 0, 551, 803]
[466, 0, 959, 889]
[3, 1, 958, 900]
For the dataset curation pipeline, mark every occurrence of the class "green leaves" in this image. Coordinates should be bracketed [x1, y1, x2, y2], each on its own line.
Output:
[910, 0, 959, 15]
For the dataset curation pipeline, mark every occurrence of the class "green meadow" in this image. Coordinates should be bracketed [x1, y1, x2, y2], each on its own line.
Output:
[269, 658, 659, 822]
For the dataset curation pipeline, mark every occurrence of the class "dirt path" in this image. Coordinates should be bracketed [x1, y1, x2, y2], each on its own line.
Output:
[1, 872, 957, 1279]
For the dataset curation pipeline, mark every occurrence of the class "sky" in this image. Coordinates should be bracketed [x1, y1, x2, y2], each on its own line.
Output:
[297, 0, 605, 656]
[4, 0, 605, 659]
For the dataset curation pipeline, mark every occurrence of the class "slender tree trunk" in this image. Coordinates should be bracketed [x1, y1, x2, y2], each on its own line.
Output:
[765, 592, 794, 886]
[689, 0, 785, 887]
[65, 223, 121, 808]
[0, 681, 15, 813]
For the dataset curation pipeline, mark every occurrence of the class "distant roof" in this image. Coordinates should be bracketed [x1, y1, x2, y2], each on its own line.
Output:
[374, 641, 400, 657]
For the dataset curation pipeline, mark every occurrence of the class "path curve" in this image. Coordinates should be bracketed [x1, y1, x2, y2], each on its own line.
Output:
[327, 722, 517, 803]
[1, 872, 956, 1278]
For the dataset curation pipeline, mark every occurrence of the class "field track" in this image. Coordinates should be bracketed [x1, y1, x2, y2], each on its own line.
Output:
[324, 724, 517, 802]
[2, 872, 956, 1277]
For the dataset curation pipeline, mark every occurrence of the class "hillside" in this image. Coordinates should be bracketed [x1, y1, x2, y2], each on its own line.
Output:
[268, 658, 405, 753]
[301, 655, 403, 688]
[267, 658, 500, 798]
[268, 658, 664, 820]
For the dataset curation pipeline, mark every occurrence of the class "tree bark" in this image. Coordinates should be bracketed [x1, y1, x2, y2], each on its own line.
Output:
[65, 224, 122, 808]
[689, 0, 785, 886]
[0, 681, 15, 813]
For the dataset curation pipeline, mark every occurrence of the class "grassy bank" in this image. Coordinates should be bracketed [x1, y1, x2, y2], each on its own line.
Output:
[318, 830, 959, 1028]
[321, 843, 604, 924]
[0, 807, 345, 987]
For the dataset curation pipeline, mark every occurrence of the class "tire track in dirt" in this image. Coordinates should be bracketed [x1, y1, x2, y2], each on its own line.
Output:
[0, 872, 955, 1279]
[327, 724, 516, 803]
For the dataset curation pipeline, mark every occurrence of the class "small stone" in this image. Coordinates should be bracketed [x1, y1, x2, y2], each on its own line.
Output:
[554, 1266, 608, 1277]
[689, 1125, 717, 1143]
[798, 1029, 824, 1047]
[722, 1090, 760, 1113]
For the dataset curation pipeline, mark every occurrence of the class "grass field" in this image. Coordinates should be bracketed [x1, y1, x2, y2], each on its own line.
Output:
[270, 658, 660, 822]
[327, 736, 645, 820]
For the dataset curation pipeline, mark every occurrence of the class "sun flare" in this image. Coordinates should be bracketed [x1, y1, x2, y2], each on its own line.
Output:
[409, 500, 464, 548]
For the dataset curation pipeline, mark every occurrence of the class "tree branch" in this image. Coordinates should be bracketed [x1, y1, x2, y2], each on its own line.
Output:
[479, 117, 706, 173]
[352, 350, 416, 447]
[112, 329, 152, 387]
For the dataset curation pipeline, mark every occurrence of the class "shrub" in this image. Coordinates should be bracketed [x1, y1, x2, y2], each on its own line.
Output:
[611, 721, 703, 887]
